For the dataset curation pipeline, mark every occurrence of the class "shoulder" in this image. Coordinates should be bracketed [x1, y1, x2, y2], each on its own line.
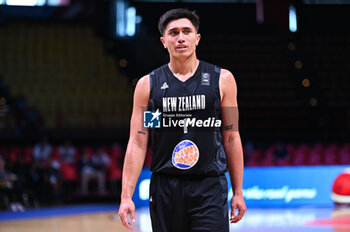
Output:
[134, 75, 150, 99]
[219, 69, 237, 91]
[219, 69, 237, 104]
[220, 69, 235, 83]
[136, 75, 150, 88]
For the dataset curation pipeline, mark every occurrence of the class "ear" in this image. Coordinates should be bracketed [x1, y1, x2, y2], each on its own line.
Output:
[160, 37, 167, 49]
[196, 33, 201, 46]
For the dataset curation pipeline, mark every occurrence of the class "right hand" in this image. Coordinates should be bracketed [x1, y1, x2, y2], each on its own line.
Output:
[118, 198, 136, 231]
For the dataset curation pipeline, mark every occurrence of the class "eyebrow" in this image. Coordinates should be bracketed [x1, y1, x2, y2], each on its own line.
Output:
[168, 27, 193, 32]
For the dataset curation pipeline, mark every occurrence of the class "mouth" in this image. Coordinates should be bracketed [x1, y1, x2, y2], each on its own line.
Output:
[176, 46, 188, 50]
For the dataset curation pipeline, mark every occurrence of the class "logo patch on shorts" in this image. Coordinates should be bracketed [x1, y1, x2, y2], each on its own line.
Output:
[172, 140, 199, 170]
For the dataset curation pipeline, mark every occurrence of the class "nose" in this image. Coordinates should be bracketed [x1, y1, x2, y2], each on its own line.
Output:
[178, 32, 185, 43]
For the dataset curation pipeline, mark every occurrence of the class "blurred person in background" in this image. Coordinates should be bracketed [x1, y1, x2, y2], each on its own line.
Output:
[32, 136, 52, 168]
[59, 140, 76, 165]
[31, 137, 61, 204]
[58, 140, 77, 200]
[79, 150, 93, 194]
[80, 148, 110, 194]
[0, 156, 24, 211]
[273, 142, 289, 165]
[91, 148, 110, 193]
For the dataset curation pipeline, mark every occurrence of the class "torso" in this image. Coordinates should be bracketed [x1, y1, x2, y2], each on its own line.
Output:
[148, 60, 227, 176]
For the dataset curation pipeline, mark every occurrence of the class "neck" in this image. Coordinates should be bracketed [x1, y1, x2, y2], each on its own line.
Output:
[168, 54, 199, 79]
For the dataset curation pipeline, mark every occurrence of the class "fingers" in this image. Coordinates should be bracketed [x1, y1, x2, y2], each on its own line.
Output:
[118, 207, 135, 231]
[118, 211, 132, 231]
[230, 205, 246, 223]
[130, 208, 136, 223]
[235, 207, 246, 223]
[230, 205, 237, 223]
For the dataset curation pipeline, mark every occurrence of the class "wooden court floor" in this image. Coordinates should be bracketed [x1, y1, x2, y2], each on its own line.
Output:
[1, 206, 350, 232]
[0, 212, 128, 232]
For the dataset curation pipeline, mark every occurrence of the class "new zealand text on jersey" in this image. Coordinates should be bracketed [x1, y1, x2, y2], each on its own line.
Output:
[162, 95, 206, 112]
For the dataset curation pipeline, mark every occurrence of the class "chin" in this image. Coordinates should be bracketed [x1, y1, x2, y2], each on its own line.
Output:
[174, 50, 194, 57]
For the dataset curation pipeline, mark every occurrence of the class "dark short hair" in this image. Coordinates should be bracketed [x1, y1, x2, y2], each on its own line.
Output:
[158, 8, 200, 35]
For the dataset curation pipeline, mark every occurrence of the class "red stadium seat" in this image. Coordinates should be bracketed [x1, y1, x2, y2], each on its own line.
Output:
[109, 164, 122, 181]
[260, 151, 275, 167]
[23, 146, 33, 163]
[52, 146, 60, 160]
[339, 144, 350, 165]
[245, 150, 262, 167]
[99, 146, 109, 154]
[291, 144, 310, 166]
[276, 157, 290, 166]
[286, 144, 296, 157]
[81, 146, 94, 158]
[60, 163, 78, 181]
[323, 144, 339, 165]
[7, 147, 22, 163]
[308, 144, 324, 165]
[110, 145, 124, 162]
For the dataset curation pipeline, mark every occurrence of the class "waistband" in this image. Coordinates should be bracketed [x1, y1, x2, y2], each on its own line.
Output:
[151, 171, 226, 180]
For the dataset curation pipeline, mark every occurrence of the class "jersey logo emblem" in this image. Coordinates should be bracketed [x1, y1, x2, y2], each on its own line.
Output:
[161, 82, 169, 90]
[201, 73, 210, 86]
[172, 140, 199, 170]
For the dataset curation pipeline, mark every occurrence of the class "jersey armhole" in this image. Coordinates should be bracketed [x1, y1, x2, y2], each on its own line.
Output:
[148, 72, 154, 110]
[214, 65, 222, 101]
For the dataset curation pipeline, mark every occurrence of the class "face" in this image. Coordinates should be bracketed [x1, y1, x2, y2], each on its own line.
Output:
[160, 18, 200, 58]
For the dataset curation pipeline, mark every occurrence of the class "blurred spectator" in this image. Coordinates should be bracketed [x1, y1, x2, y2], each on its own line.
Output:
[0, 156, 24, 211]
[244, 141, 255, 163]
[33, 137, 52, 168]
[79, 150, 93, 193]
[7, 148, 34, 208]
[58, 140, 76, 164]
[109, 143, 124, 193]
[273, 143, 288, 159]
[273, 143, 289, 166]
[59, 141, 78, 201]
[31, 137, 61, 203]
[79, 148, 109, 194]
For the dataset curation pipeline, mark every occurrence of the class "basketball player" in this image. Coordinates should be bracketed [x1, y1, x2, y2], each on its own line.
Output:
[118, 8, 246, 232]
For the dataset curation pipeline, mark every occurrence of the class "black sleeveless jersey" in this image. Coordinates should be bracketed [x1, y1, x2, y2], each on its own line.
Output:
[148, 60, 227, 176]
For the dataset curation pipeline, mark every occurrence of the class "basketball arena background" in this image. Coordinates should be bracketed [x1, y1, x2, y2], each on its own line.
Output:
[0, 0, 350, 231]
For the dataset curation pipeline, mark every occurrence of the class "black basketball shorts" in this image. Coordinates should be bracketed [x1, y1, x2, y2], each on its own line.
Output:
[149, 173, 229, 232]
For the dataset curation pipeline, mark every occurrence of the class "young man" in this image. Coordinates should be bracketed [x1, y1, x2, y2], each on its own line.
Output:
[118, 8, 246, 232]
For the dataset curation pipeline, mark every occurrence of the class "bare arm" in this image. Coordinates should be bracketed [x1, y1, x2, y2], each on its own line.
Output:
[219, 69, 246, 223]
[118, 75, 150, 231]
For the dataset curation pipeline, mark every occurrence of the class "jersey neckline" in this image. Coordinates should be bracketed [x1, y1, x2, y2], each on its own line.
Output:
[165, 60, 202, 86]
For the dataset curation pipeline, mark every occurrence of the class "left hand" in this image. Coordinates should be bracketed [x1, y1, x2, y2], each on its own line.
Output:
[230, 194, 246, 223]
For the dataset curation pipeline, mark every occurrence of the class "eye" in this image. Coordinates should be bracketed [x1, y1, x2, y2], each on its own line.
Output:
[169, 31, 178, 36]
[184, 30, 191, 34]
